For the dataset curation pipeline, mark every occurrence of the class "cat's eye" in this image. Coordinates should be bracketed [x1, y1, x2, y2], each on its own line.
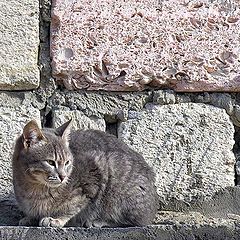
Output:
[47, 160, 55, 166]
[65, 161, 70, 166]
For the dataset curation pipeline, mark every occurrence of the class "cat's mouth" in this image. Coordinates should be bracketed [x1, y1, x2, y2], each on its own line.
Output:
[29, 170, 69, 187]
[46, 176, 68, 187]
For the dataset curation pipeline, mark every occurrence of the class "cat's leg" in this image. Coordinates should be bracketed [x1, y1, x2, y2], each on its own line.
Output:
[92, 220, 112, 228]
[84, 219, 109, 228]
[19, 216, 38, 226]
[39, 205, 88, 227]
[40, 190, 91, 227]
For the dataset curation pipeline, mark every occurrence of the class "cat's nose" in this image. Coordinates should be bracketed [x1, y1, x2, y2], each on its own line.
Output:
[59, 174, 66, 182]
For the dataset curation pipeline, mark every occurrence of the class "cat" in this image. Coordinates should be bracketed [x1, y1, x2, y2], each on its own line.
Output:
[12, 119, 158, 227]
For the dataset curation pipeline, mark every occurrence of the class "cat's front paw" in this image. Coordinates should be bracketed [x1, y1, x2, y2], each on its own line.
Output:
[39, 217, 64, 227]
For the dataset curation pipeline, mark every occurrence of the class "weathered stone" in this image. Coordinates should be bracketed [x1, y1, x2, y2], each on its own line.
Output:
[233, 105, 240, 127]
[48, 91, 240, 129]
[195, 93, 240, 127]
[152, 91, 240, 127]
[208, 93, 234, 116]
[52, 109, 106, 131]
[51, 0, 240, 92]
[118, 103, 235, 203]
[153, 90, 176, 105]
[1, 218, 240, 240]
[49, 91, 131, 120]
[0, 0, 39, 90]
[0, 106, 40, 199]
[0, 91, 45, 110]
[4, 185, 240, 226]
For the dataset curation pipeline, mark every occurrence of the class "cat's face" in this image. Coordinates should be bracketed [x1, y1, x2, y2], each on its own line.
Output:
[25, 140, 73, 187]
[20, 120, 73, 188]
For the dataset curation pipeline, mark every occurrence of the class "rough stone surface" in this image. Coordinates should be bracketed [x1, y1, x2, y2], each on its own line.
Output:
[0, 0, 240, 236]
[0, 106, 40, 199]
[53, 109, 106, 131]
[48, 91, 152, 121]
[51, 0, 240, 92]
[1, 219, 240, 240]
[0, 91, 45, 110]
[48, 91, 240, 127]
[118, 103, 235, 203]
[153, 91, 240, 127]
[0, 0, 40, 90]
[38, 0, 58, 107]
[3, 186, 240, 227]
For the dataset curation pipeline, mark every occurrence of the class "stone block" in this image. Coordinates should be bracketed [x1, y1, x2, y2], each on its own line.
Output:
[0, 0, 39, 90]
[53, 109, 106, 131]
[0, 106, 40, 199]
[49, 92, 126, 120]
[51, 0, 240, 92]
[118, 103, 235, 203]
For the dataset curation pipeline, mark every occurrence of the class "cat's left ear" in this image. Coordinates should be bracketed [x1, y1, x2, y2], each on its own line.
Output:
[56, 118, 72, 142]
[22, 120, 45, 148]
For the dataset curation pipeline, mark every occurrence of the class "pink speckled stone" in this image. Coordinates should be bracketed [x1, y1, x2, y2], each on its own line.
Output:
[51, 0, 240, 91]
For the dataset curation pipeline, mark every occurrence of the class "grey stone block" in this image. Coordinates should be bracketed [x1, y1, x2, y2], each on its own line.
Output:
[118, 103, 235, 203]
[0, 0, 39, 90]
[52, 109, 106, 131]
[153, 90, 177, 105]
[0, 106, 40, 199]
[50, 91, 153, 119]
[0, 92, 40, 109]
[51, 91, 128, 116]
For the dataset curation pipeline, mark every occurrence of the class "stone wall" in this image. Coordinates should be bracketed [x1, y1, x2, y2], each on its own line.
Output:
[0, 0, 240, 237]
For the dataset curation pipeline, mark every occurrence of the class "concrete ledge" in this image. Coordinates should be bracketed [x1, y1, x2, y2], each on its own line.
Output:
[1, 224, 240, 240]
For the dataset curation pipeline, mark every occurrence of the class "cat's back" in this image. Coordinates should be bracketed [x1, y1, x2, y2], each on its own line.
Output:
[69, 129, 155, 182]
[69, 129, 133, 154]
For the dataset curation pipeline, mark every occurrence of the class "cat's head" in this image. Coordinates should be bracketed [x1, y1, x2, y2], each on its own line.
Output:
[18, 119, 74, 188]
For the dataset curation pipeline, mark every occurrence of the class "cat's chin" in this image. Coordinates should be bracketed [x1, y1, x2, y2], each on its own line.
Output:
[46, 182, 63, 188]
[45, 180, 66, 188]
[33, 178, 64, 188]
[46, 179, 68, 188]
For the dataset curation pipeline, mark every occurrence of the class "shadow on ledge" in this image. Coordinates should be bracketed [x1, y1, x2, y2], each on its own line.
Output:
[160, 186, 240, 218]
[0, 193, 22, 226]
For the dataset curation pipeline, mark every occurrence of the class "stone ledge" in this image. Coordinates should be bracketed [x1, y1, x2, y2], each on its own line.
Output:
[1, 222, 240, 240]
[2, 188, 240, 239]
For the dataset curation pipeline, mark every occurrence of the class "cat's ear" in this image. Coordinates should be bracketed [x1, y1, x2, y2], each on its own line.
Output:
[56, 119, 72, 142]
[22, 120, 45, 148]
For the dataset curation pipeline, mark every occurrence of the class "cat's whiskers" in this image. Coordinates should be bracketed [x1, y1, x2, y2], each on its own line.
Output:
[70, 165, 76, 170]
[63, 179, 70, 186]
[64, 176, 73, 185]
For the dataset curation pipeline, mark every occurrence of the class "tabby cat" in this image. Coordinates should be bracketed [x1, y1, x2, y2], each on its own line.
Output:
[12, 119, 158, 227]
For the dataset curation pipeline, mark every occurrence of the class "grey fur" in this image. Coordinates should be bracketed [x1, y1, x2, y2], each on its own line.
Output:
[12, 120, 158, 227]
